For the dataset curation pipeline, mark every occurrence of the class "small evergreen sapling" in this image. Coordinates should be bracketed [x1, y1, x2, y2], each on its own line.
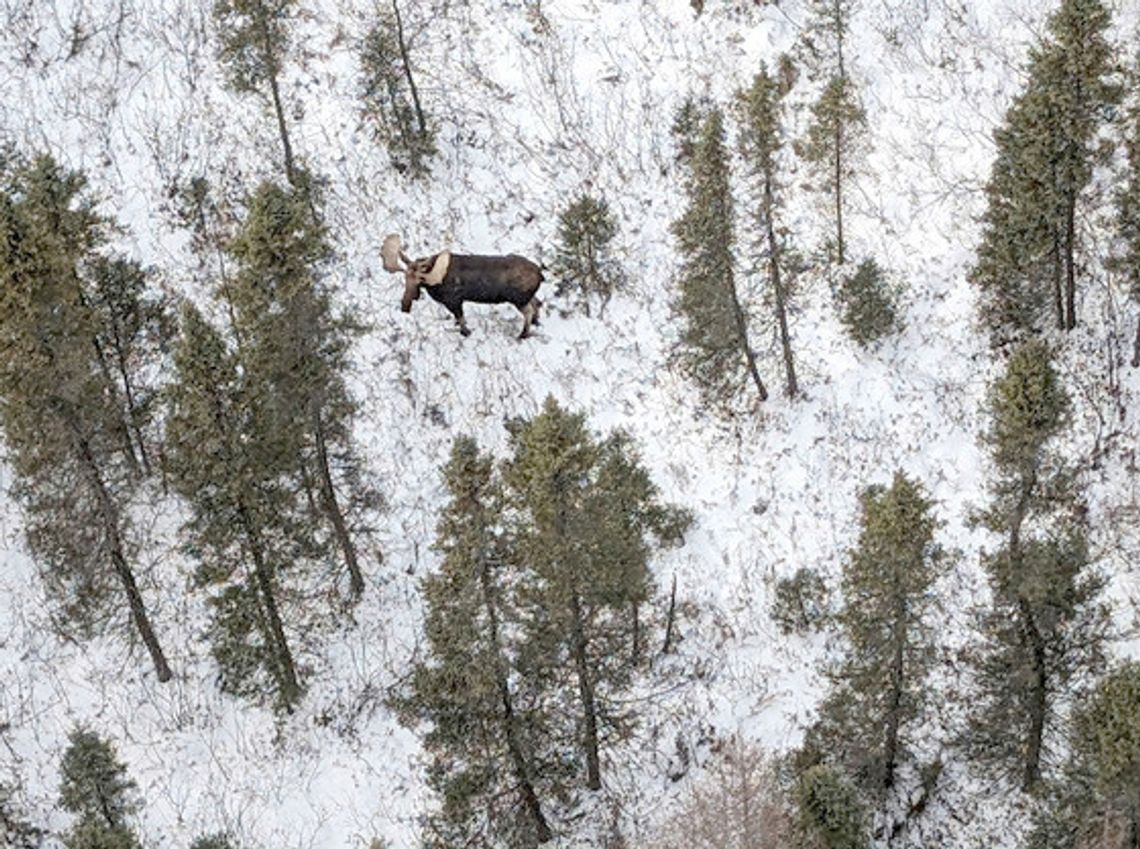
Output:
[551, 193, 625, 316]
[836, 258, 899, 346]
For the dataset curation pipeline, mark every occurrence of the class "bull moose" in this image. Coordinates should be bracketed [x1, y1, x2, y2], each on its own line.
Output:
[381, 234, 544, 339]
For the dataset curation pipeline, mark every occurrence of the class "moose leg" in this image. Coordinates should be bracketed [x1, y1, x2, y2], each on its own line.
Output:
[448, 303, 471, 336]
[518, 300, 538, 340]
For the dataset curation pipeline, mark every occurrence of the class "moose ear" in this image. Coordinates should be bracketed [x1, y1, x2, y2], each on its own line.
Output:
[421, 251, 452, 286]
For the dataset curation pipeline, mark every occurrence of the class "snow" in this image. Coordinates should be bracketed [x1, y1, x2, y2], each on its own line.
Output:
[1, 0, 1139, 846]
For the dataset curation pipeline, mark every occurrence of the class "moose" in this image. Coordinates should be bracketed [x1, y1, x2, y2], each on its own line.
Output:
[381, 234, 544, 339]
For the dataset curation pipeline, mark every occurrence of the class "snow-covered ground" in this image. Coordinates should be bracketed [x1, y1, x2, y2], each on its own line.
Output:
[1, 0, 1138, 846]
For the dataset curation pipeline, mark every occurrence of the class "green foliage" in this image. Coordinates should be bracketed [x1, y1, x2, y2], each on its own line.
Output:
[771, 568, 829, 635]
[0, 782, 44, 849]
[671, 103, 768, 407]
[213, 0, 293, 95]
[836, 258, 899, 346]
[359, 14, 436, 178]
[58, 728, 142, 849]
[969, 340, 1107, 790]
[970, 0, 1119, 338]
[551, 193, 625, 316]
[795, 764, 867, 849]
[810, 473, 940, 796]
[190, 832, 240, 849]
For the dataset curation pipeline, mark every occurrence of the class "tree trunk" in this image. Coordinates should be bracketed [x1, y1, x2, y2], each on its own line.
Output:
[391, 0, 428, 135]
[72, 428, 171, 682]
[765, 171, 797, 398]
[111, 336, 152, 477]
[1052, 233, 1066, 331]
[1018, 598, 1048, 792]
[569, 591, 602, 790]
[478, 556, 553, 842]
[834, 114, 845, 266]
[238, 505, 302, 709]
[662, 574, 678, 654]
[255, 7, 296, 187]
[727, 272, 768, 403]
[312, 405, 363, 598]
[1132, 317, 1140, 368]
[883, 605, 906, 791]
[1065, 200, 1077, 331]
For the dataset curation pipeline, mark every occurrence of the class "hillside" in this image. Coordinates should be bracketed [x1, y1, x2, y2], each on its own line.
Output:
[1, 0, 1139, 847]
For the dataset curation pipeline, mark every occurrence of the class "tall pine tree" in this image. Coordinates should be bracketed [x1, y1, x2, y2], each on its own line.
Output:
[1111, 69, 1140, 367]
[58, 728, 142, 849]
[394, 437, 556, 848]
[222, 179, 372, 600]
[735, 58, 800, 397]
[808, 472, 941, 798]
[969, 340, 1107, 790]
[165, 303, 303, 709]
[672, 102, 768, 407]
[0, 152, 171, 682]
[503, 397, 689, 791]
[970, 0, 1118, 338]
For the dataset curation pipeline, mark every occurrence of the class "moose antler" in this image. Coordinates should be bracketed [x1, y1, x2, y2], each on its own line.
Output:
[381, 234, 410, 273]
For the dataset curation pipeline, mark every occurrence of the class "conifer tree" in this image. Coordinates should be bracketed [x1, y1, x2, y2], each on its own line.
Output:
[359, 3, 436, 179]
[395, 437, 556, 848]
[551, 193, 625, 317]
[223, 178, 371, 599]
[969, 339, 1107, 790]
[0, 152, 171, 682]
[803, 0, 866, 266]
[503, 397, 690, 791]
[672, 103, 768, 407]
[735, 58, 800, 397]
[0, 782, 43, 849]
[57, 728, 142, 849]
[1112, 80, 1140, 367]
[795, 764, 867, 849]
[165, 303, 302, 709]
[1026, 661, 1140, 849]
[836, 258, 899, 347]
[213, 0, 300, 184]
[970, 0, 1119, 338]
[810, 472, 940, 796]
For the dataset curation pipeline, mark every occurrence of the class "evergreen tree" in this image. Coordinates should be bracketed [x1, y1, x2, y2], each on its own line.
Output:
[835, 258, 899, 347]
[503, 397, 690, 791]
[394, 437, 556, 848]
[213, 0, 301, 184]
[672, 103, 768, 407]
[1111, 78, 1140, 367]
[795, 764, 867, 849]
[551, 193, 625, 317]
[359, 3, 436, 179]
[969, 339, 1107, 790]
[165, 303, 302, 709]
[811, 472, 940, 796]
[0, 152, 171, 682]
[970, 0, 1119, 338]
[223, 178, 371, 600]
[1026, 661, 1140, 849]
[57, 728, 142, 849]
[190, 833, 240, 849]
[802, 0, 866, 266]
[0, 782, 43, 849]
[735, 58, 800, 397]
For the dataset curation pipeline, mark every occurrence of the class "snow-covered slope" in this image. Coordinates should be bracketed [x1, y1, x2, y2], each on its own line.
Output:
[1, 0, 1138, 846]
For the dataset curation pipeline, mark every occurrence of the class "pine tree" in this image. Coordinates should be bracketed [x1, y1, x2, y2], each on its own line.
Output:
[57, 728, 142, 849]
[969, 339, 1107, 791]
[551, 193, 625, 317]
[213, 0, 301, 184]
[970, 0, 1119, 339]
[1111, 76, 1140, 367]
[810, 472, 940, 796]
[503, 397, 690, 791]
[165, 303, 303, 709]
[1026, 661, 1140, 849]
[359, 3, 436, 179]
[835, 258, 899, 347]
[795, 764, 867, 849]
[0, 152, 171, 682]
[190, 833, 241, 849]
[394, 437, 556, 848]
[223, 178, 372, 600]
[672, 103, 768, 407]
[735, 57, 800, 397]
[802, 0, 866, 266]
